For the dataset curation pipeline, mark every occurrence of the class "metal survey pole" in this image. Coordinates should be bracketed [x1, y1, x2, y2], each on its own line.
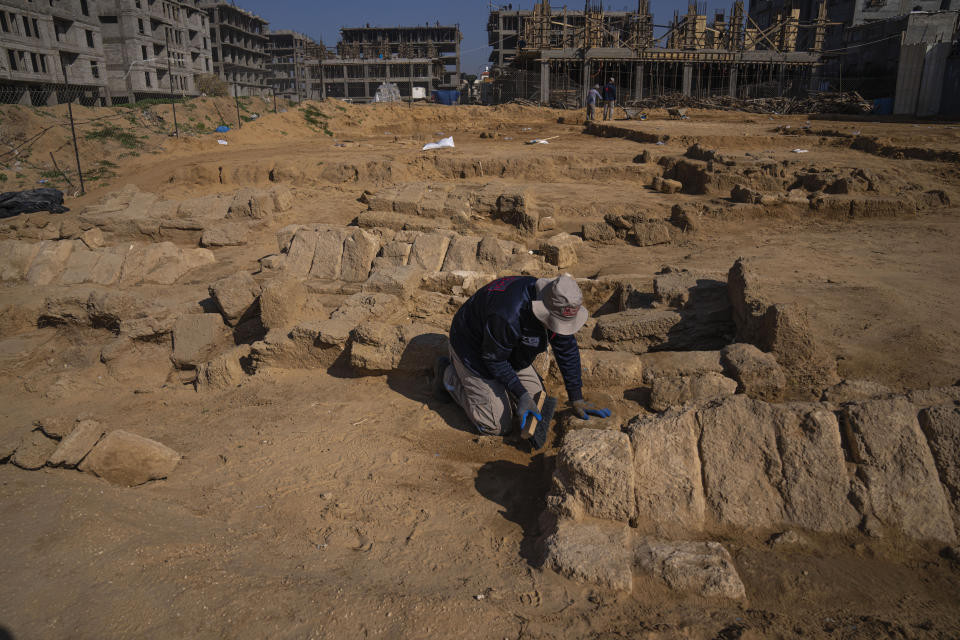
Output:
[165, 31, 179, 137]
[234, 82, 242, 128]
[61, 59, 85, 195]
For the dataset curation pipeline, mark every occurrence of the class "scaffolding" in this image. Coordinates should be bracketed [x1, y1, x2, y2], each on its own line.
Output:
[485, 0, 834, 106]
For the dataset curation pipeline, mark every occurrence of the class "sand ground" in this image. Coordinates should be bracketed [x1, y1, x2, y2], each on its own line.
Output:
[1, 100, 959, 639]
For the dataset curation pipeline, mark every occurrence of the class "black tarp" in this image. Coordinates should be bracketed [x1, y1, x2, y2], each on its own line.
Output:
[0, 188, 69, 218]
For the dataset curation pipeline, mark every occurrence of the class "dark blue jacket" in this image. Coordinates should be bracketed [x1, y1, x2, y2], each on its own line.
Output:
[450, 276, 583, 401]
[603, 83, 616, 101]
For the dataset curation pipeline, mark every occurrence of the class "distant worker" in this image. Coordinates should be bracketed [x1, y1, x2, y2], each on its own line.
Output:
[434, 275, 611, 437]
[586, 84, 601, 122]
[603, 77, 617, 121]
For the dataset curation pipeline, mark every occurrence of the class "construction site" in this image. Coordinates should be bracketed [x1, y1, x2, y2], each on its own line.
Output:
[485, 0, 959, 116]
[0, 1, 959, 639]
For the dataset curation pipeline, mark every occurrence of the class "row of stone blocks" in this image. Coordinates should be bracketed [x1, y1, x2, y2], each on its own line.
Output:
[269, 223, 548, 283]
[0, 238, 215, 286]
[542, 391, 960, 595]
[3, 417, 181, 487]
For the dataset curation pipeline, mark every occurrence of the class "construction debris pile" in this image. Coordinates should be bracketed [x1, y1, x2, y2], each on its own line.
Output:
[624, 91, 873, 115]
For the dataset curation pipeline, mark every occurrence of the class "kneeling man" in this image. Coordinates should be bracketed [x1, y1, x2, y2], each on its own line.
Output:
[437, 274, 610, 435]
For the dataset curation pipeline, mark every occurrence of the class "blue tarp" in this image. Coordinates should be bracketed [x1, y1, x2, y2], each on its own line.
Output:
[215, 125, 230, 133]
[872, 98, 893, 115]
[431, 90, 460, 106]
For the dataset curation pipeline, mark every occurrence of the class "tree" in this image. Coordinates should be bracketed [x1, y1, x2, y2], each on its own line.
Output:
[195, 73, 228, 97]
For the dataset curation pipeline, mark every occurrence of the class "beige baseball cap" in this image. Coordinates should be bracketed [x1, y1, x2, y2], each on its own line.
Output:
[531, 274, 589, 335]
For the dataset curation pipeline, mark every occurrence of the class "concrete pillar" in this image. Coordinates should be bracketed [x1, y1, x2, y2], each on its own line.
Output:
[728, 65, 738, 98]
[633, 63, 644, 100]
[342, 64, 347, 100]
[682, 63, 693, 96]
[540, 60, 550, 106]
[581, 60, 590, 105]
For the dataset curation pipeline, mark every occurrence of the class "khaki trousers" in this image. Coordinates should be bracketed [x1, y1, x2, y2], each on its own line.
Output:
[443, 345, 543, 436]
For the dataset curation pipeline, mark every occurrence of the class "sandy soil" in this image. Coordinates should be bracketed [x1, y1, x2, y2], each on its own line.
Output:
[1, 101, 959, 639]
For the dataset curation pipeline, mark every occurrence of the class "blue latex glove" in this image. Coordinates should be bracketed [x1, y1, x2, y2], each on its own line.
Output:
[517, 393, 542, 430]
[571, 399, 612, 420]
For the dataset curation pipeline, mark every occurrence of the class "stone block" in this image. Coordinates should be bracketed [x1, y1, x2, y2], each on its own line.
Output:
[908, 386, 960, 406]
[658, 178, 682, 194]
[329, 292, 398, 325]
[349, 321, 448, 374]
[549, 429, 635, 523]
[721, 343, 786, 402]
[26, 240, 74, 285]
[408, 232, 451, 271]
[276, 224, 302, 253]
[47, 419, 104, 468]
[441, 235, 480, 272]
[209, 271, 261, 326]
[727, 257, 770, 344]
[544, 520, 634, 591]
[11, 429, 58, 470]
[171, 313, 232, 369]
[201, 223, 249, 247]
[420, 271, 493, 297]
[577, 350, 643, 388]
[58, 244, 101, 285]
[310, 227, 350, 280]
[196, 345, 251, 391]
[80, 227, 105, 249]
[919, 405, 960, 532]
[626, 408, 705, 535]
[777, 403, 859, 533]
[340, 228, 380, 282]
[379, 240, 413, 267]
[259, 278, 310, 331]
[760, 302, 839, 397]
[476, 235, 512, 271]
[285, 229, 319, 276]
[634, 539, 745, 600]
[582, 222, 617, 244]
[539, 233, 581, 269]
[0, 240, 42, 281]
[87, 245, 127, 286]
[362, 265, 425, 296]
[80, 430, 181, 486]
[842, 398, 956, 542]
[640, 350, 723, 382]
[630, 221, 672, 246]
[648, 372, 737, 412]
[698, 395, 786, 529]
[226, 188, 266, 219]
[594, 309, 681, 348]
[670, 204, 700, 233]
[653, 269, 699, 307]
[821, 379, 892, 404]
[145, 247, 214, 286]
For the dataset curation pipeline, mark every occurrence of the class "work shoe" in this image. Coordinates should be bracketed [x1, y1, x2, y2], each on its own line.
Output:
[432, 356, 452, 402]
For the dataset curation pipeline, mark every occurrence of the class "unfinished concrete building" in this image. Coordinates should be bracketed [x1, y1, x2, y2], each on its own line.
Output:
[99, 0, 213, 103]
[267, 30, 326, 102]
[750, 0, 960, 52]
[202, 1, 269, 97]
[486, 1, 824, 106]
[0, 0, 109, 105]
[321, 24, 462, 102]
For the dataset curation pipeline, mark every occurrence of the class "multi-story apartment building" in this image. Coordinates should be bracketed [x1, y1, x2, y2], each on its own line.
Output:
[267, 30, 323, 102]
[321, 24, 462, 102]
[0, 0, 109, 105]
[202, 1, 270, 97]
[98, 0, 213, 103]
